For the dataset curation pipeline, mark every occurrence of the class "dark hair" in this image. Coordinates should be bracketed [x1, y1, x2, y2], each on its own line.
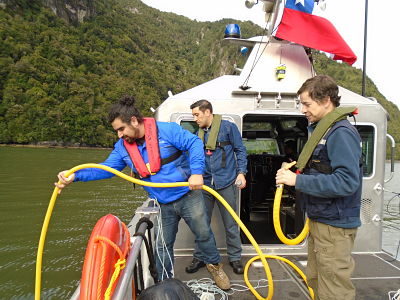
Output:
[190, 99, 213, 113]
[297, 75, 341, 107]
[108, 95, 143, 123]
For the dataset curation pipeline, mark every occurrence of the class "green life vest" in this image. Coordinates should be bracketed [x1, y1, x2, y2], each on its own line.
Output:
[197, 114, 231, 168]
[296, 106, 357, 172]
[198, 114, 222, 150]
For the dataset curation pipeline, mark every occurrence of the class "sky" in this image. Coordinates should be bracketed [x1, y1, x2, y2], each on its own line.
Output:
[141, 0, 400, 109]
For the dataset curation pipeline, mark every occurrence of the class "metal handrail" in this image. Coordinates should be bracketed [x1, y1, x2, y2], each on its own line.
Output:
[384, 134, 396, 183]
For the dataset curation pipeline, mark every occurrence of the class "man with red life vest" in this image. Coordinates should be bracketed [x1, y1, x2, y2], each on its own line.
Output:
[55, 96, 231, 290]
[187, 99, 247, 275]
[276, 75, 362, 300]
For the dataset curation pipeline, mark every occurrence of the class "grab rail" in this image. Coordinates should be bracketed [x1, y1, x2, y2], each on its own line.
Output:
[385, 134, 396, 183]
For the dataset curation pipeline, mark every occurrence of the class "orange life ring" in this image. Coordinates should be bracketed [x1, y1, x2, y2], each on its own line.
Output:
[80, 214, 130, 300]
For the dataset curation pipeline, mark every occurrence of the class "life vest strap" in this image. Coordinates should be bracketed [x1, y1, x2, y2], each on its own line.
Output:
[308, 160, 332, 174]
[124, 118, 160, 178]
[306, 120, 363, 175]
[198, 115, 231, 168]
[161, 150, 182, 166]
[217, 141, 230, 168]
[216, 141, 231, 147]
[133, 150, 182, 177]
[296, 106, 357, 172]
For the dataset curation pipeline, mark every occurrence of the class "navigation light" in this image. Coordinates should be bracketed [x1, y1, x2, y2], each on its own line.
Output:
[224, 24, 241, 39]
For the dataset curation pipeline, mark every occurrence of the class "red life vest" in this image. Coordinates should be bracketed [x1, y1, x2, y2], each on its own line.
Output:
[123, 118, 161, 178]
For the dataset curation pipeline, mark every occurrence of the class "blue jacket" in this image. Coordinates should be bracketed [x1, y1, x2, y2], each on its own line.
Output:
[74, 121, 205, 204]
[296, 120, 362, 228]
[201, 119, 247, 189]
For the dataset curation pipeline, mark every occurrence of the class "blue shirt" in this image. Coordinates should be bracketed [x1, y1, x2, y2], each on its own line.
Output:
[296, 120, 362, 228]
[202, 119, 247, 189]
[74, 121, 205, 204]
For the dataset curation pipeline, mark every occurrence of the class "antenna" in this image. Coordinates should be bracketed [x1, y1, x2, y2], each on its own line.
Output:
[267, 0, 282, 36]
[362, 0, 368, 96]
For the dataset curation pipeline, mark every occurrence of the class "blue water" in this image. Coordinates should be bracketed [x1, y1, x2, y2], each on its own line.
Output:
[0, 146, 147, 299]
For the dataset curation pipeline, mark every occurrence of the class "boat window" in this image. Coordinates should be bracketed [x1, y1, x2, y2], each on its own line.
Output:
[243, 121, 273, 131]
[180, 121, 198, 134]
[280, 120, 298, 130]
[243, 138, 280, 155]
[355, 125, 375, 177]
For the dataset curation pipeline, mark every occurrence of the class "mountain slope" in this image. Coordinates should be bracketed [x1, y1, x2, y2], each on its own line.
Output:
[0, 0, 398, 157]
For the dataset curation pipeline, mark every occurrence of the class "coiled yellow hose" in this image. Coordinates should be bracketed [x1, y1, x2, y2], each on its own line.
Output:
[273, 161, 310, 245]
[35, 163, 313, 300]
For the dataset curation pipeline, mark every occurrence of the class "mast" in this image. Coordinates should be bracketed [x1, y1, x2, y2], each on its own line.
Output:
[362, 0, 368, 96]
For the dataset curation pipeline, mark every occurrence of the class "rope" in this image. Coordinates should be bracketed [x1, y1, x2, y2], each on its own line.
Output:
[90, 222, 130, 300]
[104, 259, 126, 300]
[389, 288, 400, 300]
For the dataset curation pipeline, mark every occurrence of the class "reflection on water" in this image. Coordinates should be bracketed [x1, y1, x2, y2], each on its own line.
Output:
[0, 146, 399, 299]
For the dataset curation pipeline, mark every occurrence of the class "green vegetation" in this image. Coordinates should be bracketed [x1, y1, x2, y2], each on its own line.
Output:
[0, 0, 258, 146]
[0, 0, 399, 158]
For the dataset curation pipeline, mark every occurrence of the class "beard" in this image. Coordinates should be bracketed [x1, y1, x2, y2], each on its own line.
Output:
[124, 127, 141, 144]
[124, 136, 135, 144]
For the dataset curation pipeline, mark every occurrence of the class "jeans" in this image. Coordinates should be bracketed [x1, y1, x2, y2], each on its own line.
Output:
[155, 190, 220, 280]
[193, 183, 242, 262]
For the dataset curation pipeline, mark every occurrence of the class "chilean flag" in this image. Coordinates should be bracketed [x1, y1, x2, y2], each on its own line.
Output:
[275, 0, 357, 65]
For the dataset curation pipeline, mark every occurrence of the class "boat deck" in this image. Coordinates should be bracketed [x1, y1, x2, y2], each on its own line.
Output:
[174, 252, 400, 300]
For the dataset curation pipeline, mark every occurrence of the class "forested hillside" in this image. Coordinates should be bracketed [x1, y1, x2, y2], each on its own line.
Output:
[0, 0, 259, 146]
[0, 0, 399, 157]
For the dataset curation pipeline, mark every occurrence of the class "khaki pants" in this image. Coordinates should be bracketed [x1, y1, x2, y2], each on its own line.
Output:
[307, 220, 357, 300]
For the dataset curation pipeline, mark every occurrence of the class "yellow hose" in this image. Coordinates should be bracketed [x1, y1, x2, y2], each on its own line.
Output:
[273, 162, 309, 245]
[246, 255, 314, 299]
[35, 163, 313, 300]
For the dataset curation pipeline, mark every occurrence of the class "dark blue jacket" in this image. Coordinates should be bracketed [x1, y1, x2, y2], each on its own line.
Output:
[296, 120, 362, 228]
[74, 122, 205, 204]
[201, 119, 247, 189]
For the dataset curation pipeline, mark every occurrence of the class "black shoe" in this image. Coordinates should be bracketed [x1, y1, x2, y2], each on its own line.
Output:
[229, 260, 244, 274]
[185, 257, 206, 273]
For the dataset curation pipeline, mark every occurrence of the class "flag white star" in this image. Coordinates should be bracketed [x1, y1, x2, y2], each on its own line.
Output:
[295, 0, 305, 6]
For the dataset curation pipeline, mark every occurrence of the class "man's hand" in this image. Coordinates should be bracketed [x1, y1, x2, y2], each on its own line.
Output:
[235, 173, 246, 189]
[55, 171, 75, 194]
[188, 174, 204, 190]
[275, 168, 297, 187]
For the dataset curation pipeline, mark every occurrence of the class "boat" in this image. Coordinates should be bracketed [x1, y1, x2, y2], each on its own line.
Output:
[36, 0, 400, 299]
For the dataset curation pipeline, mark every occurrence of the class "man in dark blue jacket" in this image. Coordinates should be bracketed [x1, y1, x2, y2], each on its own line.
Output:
[187, 99, 247, 274]
[55, 96, 231, 290]
[276, 75, 362, 300]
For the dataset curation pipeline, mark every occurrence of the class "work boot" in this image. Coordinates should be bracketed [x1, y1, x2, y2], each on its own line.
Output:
[206, 263, 231, 290]
[185, 257, 206, 273]
[229, 260, 244, 274]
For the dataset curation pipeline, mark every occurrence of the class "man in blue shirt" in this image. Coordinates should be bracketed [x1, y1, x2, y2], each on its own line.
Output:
[187, 99, 248, 274]
[56, 96, 231, 290]
[276, 75, 362, 300]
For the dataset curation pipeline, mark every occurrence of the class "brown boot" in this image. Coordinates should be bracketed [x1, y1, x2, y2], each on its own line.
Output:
[206, 263, 231, 290]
